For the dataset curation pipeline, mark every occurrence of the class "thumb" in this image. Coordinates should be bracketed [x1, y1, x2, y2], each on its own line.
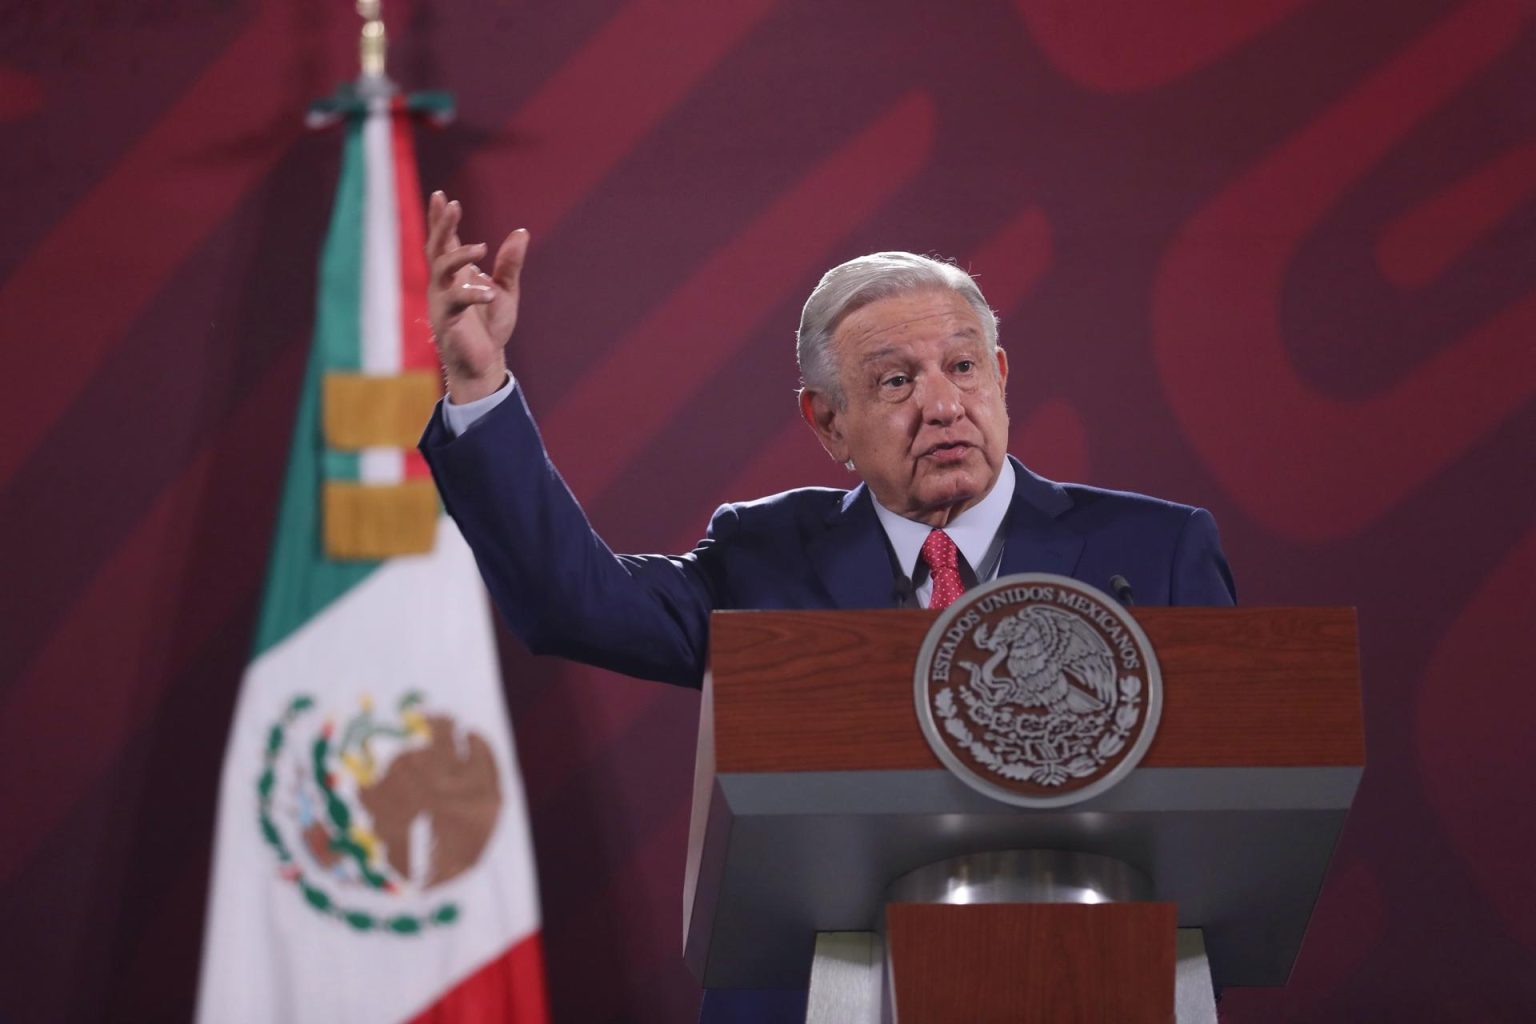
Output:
[491, 228, 529, 293]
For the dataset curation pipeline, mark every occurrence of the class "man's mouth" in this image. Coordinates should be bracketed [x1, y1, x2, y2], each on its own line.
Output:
[922, 441, 972, 463]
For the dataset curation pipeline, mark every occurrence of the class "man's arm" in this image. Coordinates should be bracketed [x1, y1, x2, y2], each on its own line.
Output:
[423, 196, 720, 685]
[421, 385, 720, 686]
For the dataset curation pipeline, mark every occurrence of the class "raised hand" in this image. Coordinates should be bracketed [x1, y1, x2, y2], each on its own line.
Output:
[424, 191, 529, 403]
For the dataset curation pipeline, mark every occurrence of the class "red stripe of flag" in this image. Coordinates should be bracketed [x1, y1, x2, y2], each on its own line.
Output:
[407, 932, 550, 1024]
[393, 96, 437, 375]
[393, 96, 440, 481]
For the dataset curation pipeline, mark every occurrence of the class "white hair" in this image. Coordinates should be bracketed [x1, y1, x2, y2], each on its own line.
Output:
[796, 251, 999, 405]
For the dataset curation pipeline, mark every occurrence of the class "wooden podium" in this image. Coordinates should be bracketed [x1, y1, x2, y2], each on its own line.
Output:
[683, 608, 1363, 1021]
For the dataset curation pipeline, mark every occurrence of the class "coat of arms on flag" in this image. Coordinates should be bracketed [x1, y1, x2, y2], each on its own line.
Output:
[256, 691, 504, 934]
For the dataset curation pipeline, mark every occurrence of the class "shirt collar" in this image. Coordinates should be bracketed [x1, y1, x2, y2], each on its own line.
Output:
[870, 459, 1015, 579]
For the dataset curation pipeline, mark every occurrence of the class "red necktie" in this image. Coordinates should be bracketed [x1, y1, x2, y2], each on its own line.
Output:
[921, 529, 965, 611]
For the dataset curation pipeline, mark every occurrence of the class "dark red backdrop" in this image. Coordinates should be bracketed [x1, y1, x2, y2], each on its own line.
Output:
[2, 0, 1533, 1020]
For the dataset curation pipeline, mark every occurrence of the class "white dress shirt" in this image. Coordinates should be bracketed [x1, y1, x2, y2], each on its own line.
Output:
[870, 459, 1014, 608]
[441, 371, 517, 436]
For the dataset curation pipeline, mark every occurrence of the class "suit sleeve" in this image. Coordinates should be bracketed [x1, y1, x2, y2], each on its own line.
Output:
[420, 384, 722, 688]
[1170, 507, 1237, 606]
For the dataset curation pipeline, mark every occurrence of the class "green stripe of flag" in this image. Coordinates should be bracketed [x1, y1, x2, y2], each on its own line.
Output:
[251, 114, 377, 659]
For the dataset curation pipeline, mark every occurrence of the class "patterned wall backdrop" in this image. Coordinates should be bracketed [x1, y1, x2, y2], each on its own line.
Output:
[1, 0, 1533, 1020]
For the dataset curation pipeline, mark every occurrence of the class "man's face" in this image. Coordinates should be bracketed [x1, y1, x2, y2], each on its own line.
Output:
[800, 288, 1010, 527]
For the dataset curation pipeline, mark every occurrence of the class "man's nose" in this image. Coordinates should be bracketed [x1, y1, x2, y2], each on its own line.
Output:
[917, 373, 964, 424]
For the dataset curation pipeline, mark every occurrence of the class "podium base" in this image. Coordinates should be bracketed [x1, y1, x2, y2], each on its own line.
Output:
[804, 927, 1216, 1024]
[800, 850, 1211, 1024]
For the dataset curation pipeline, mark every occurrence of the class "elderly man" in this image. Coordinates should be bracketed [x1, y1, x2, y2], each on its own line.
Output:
[420, 192, 1233, 691]
[418, 192, 1234, 1021]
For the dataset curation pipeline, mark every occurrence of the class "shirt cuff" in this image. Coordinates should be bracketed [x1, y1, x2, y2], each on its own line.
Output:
[441, 371, 516, 436]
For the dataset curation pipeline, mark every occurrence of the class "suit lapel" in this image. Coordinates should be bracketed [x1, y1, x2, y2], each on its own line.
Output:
[808, 459, 1082, 607]
[808, 485, 903, 609]
[999, 457, 1084, 578]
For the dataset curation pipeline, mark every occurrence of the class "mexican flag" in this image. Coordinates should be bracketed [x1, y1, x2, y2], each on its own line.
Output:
[196, 86, 548, 1023]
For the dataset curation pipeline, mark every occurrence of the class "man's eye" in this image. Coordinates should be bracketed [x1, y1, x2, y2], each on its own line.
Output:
[954, 360, 975, 373]
[881, 375, 910, 389]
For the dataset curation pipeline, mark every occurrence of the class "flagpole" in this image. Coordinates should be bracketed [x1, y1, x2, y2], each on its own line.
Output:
[308, 0, 453, 128]
[356, 0, 395, 98]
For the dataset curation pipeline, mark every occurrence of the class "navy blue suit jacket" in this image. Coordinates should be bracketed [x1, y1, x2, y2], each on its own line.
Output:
[420, 386, 1236, 690]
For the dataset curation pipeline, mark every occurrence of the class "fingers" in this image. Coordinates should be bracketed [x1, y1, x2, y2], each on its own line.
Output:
[425, 191, 456, 259]
[436, 278, 496, 320]
[437, 267, 496, 315]
[432, 240, 487, 286]
[491, 228, 530, 293]
[425, 193, 523, 323]
[426, 191, 474, 261]
[453, 281, 496, 308]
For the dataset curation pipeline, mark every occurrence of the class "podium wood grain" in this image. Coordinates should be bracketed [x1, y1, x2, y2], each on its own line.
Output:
[885, 902, 1177, 1023]
[707, 607, 1362, 772]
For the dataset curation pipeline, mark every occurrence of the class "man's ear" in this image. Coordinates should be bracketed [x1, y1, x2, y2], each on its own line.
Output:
[799, 389, 849, 464]
[994, 347, 1009, 392]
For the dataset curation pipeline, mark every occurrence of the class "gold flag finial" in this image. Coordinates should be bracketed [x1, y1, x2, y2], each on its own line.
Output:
[358, 0, 386, 79]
